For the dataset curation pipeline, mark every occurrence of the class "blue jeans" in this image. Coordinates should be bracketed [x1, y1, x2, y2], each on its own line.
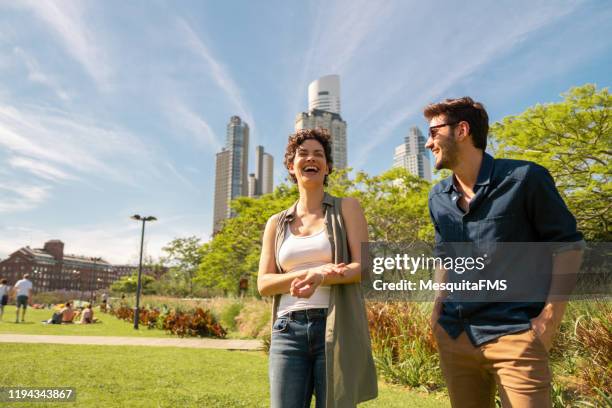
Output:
[269, 308, 327, 408]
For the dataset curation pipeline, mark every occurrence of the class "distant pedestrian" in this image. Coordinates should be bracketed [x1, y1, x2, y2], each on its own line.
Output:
[238, 276, 249, 298]
[13, 274, 33, 323]
[101, 293, 108, 311]
[0, 278, 10, 321]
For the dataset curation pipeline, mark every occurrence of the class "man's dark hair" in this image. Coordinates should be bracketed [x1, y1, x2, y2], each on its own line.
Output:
[284, 128, 333, 185]
[424, 97, 489, 150]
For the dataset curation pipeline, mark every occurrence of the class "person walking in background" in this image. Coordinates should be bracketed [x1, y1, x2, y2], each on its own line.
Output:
[0, 278, 10, 321]
[424, 97, 584, 407]
[238, 275, 248, 298]
[101, 292, 108, 312]
[258, 128, 377, 408]
[13, 274, 33, 323]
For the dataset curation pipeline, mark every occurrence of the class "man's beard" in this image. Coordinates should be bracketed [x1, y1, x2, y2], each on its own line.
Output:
[434, 137, 459, 170]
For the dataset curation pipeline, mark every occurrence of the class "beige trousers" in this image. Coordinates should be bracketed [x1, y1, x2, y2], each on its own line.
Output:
[434, 324, 552, 408]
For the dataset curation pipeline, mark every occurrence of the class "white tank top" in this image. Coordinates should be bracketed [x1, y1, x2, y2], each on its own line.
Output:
[277, 223, 332, 316]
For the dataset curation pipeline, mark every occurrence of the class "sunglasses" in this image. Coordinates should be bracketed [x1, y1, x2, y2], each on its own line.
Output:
[428, 121, 459, 138]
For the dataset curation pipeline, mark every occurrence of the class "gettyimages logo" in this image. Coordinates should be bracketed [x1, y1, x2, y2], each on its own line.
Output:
[372, 253, 488, 275]
[361, 241, 610, 302]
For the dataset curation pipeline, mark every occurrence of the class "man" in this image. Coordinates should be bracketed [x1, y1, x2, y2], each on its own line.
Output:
[424, 97, 584, 407]
[13, 274, 33, 323]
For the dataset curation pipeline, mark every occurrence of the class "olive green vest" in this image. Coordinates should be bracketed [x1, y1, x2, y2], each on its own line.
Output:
[271, 193, 378, 407]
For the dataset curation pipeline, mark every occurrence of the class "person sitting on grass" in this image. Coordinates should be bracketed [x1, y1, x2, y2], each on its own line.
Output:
[78, 304, 96, 324]
[44, 302, 74, 325]
[60, 301, 76, 324]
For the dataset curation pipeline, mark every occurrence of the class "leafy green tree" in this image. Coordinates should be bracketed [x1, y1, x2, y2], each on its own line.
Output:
[349, 168, 432, 243]
[196, 184, 298, 294]
[161, 236, 203, 295]
[110, 273, 156, 294]
[491, 84, 611, 240]
[196, 169, 432, 293]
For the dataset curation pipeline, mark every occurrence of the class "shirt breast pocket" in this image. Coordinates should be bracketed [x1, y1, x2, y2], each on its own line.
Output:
[477, 215, 517, 244]
[439, 222, 463, 242]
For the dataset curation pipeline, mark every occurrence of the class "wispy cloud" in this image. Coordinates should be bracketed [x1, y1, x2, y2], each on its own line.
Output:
[175, 17, 257, 143]
[0, 182, 50, 213]
[286, 0, 397, 121]
[8, 156, 76, 182]
[350, 1, 582, 168]
[163, 98, 221, 151]
[163, 161, 200, 193]
[13, 46, 70, 101]
[0, 102, 163, 212]
[20, 0, 112, 90]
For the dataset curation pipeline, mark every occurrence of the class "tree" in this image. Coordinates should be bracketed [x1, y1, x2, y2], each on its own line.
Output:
[490, 84, 611, 240]
[110, 273, 156, 294]
[195, 169, 433, 294]
[196, 184, 298, 295]
[161, 236, 203, 296]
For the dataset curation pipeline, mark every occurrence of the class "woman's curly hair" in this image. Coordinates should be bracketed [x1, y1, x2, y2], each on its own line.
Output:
[284, 128, 333, 185]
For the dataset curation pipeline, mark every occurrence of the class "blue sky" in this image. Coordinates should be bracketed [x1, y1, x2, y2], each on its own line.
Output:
[0, 0, 610, 264]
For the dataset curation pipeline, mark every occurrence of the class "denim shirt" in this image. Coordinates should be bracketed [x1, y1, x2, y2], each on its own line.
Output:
[428, 153, 584, 346]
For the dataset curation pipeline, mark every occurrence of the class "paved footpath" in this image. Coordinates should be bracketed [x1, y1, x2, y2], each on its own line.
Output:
[0, 334, 263, 350]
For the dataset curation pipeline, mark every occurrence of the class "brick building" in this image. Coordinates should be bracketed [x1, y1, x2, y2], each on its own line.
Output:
[114, 264, 168, 279]
[0, 240, 115, 293]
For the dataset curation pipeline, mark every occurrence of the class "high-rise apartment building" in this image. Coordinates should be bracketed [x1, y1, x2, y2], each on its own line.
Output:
[393, 126, 432, 181]
[213, 149, 231, 233]
[252, 145, 274, 196]
[213, 116, 249, 233]
[247, 173, 257, 198]
[226, 116, 249, 198]
[308, 74, 341, 114]
[261, 152, 274, 194]
[296, 75, 347, 169]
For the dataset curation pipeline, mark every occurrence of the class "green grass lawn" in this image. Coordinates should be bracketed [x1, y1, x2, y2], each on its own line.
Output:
[0, 306, 173, 338]
[2, 343, 449, 408]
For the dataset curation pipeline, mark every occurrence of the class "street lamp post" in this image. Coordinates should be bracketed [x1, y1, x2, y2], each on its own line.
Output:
[90, 257, 102, 303]
[131, 214, 157, 329]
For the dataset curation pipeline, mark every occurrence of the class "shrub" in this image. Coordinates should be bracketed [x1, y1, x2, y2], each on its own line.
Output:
[366, 301, 443, 391]
[235, 300, 271, 339]
[572, 301, 611, 403]
[219, 301, 244, 331]
[109, 305, 226, 338]
[162, 308, 226, 338]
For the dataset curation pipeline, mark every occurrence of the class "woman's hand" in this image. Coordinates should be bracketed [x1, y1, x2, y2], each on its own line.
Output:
[290, 263, 347, 298]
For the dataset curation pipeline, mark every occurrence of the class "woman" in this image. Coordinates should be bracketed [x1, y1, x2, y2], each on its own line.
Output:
[258, 128, 377, 408]
[79, 304, 94, 324]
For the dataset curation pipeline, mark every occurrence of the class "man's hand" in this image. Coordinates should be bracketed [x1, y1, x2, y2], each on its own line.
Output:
[290, 263, 347, 298]
[430, 299, 443, 330]
[530, 303, 563, 351]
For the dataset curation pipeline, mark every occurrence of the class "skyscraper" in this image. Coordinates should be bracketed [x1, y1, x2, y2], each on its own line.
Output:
[213, 149, 231, 233]
[253, 145, 274, 196]
[296, 75, 347, 169]
[308, 74, 341, 114]
[226, 116, 249, 198]
[213, 116, 249, 233]
[262, 152, 274, 194]
[247, 173, 257, 198]
[393, 126, 432, 181]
